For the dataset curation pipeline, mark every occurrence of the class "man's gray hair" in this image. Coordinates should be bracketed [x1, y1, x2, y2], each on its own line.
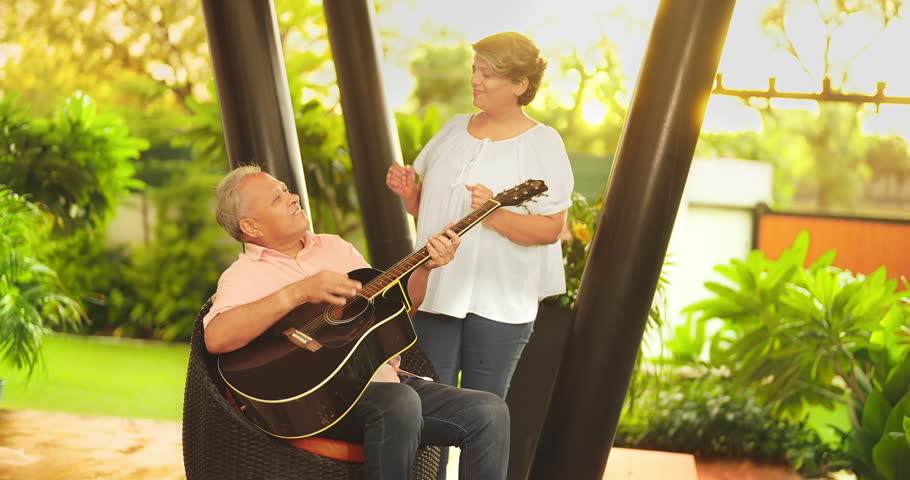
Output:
[215, 165, 262, 242]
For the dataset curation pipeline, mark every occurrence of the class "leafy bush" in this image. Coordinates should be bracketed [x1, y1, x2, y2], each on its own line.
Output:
[46, 230, 130, 334]
[0, 187, 85, 376]
[396, 105, 443, 166]
[295, 99, 361, 237]
[0, 92, 149, 338]
[616, 375, 843, 477]
[550, 192, 601, 307]
[108, 168, 233, 340]
[0, 92, 229, 342]
[684, 230, 909, 415]
[682, 230, 910, 478]
[0, 93, 147, 234]
[838, 349, 910, 480]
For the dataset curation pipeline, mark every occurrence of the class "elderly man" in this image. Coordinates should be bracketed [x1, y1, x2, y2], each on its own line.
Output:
[203, 165, 509, 480]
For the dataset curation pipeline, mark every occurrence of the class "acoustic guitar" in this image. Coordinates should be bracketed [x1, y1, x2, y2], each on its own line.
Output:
[218, 179, 549, 438]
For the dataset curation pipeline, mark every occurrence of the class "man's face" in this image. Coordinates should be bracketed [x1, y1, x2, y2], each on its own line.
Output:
[236, 172, 309, 246]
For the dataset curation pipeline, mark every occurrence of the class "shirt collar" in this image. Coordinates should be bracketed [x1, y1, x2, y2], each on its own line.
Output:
[242, 231, 321, 261]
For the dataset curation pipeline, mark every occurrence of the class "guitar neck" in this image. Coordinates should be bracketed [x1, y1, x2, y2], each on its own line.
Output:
[359, 199, 502, 299]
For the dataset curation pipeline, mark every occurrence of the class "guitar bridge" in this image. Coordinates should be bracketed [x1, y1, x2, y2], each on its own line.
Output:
[283, 328, 323, 352]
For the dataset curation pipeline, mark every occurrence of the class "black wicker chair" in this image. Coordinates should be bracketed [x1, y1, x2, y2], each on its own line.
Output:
[182, 299, 442, 479]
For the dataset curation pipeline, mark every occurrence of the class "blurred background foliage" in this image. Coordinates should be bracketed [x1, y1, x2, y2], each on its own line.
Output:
[1, 0, 909, 476]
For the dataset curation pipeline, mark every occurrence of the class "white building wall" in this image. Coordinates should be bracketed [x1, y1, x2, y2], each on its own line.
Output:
[106, 193, 151, 247]
[643, 157, 774, 356]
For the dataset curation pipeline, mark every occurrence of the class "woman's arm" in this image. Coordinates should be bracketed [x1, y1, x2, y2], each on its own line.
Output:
[466, 183, 567, 245]
[482, 208, 567, 245]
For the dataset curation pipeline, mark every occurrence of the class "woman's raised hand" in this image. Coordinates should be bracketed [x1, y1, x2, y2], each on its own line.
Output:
[386, 163, 418, 198]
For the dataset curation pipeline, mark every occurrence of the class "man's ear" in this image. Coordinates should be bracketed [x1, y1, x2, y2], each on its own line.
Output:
[239, 217, 262, 238]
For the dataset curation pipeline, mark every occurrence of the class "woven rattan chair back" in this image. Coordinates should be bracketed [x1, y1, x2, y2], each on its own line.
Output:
[181, 300, 441, 479]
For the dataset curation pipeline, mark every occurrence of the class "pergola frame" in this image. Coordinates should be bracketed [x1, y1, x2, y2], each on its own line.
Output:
[200, 1, 736, 478]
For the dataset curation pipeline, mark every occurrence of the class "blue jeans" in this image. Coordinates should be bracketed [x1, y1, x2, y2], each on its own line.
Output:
[412, 312, 534, 399]
[320, 376, 510, 480]
[412, 312, 534, 479]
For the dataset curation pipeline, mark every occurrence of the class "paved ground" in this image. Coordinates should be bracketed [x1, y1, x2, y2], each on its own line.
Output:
[0, 408, 811, 480]
[0, 409, 184, 480]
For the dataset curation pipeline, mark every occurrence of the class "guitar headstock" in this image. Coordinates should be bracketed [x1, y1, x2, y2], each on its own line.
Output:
[493, 180, 548, 207]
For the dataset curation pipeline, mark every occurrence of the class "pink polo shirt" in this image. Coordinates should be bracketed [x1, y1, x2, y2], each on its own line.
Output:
[204, 231, 401, 382]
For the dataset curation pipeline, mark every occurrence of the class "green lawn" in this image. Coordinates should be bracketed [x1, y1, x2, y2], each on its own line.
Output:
[1, 334, 189, 422]
[568, 151, 613, 200]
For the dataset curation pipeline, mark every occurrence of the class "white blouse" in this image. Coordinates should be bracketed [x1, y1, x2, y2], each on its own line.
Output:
[413, 114, 574, 324]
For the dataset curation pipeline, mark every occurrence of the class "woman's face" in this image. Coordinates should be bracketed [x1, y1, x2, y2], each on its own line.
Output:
[470, 54, 524, 112]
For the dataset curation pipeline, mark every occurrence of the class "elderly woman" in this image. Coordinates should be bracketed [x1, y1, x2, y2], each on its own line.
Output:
[387, 32, 574, 406]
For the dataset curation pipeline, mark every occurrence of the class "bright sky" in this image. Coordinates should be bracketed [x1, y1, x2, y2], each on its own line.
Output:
[374, 0, 910, 140]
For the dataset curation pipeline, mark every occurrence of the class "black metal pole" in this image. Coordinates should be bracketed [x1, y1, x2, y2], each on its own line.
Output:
[322, 0, 414, 269]
[529, 1, 736, 478]
[200, 0, 310, 216]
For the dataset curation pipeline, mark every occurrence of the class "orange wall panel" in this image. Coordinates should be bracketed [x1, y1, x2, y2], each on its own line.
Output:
[757, 214, 910, 281]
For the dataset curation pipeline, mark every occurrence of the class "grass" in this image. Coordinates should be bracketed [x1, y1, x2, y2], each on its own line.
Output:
[568, 151, 613, 200]
[0, 333, 189, 422]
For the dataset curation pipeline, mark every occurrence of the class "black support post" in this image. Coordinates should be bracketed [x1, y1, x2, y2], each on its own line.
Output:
[200, 0, 310, 216]
[529, 1, 736, 479]
[322, 0, 414, 269]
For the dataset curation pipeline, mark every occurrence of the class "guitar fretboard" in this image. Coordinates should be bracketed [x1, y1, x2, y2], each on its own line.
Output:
[359, 199, 501, 299]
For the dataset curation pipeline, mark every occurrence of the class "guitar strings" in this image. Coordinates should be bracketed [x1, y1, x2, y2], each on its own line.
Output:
[294, 201, 497, 336]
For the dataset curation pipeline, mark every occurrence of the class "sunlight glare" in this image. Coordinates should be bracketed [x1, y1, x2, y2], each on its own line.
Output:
[581, 100, 607, 125]
[373, 0, 908, 142]
[702, 96, 763, 133]
[149, 62, 176, 84]
[863, 105, 910, 140]
[769, 98, 820, 114]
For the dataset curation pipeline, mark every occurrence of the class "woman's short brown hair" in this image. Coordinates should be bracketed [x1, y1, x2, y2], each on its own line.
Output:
[472, 32, 548, 106]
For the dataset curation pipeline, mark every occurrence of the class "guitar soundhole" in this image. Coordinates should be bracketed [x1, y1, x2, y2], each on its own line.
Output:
[326, 296, 370, 325]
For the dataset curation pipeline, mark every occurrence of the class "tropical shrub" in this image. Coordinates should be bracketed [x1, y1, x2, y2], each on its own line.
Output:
[683, 230, 910, 478]
[550, 192, 600, 308]
[0, 187, 85, 376]
[0, 93, 147, 234]
[838, 349, 910, 480]
[108, 168, 233, 340]
[294, 99, 361, 237]
[46, 235, 145, 341]
[0, 92, 148, 329]
[396, 105, 443, 166]
[684, 230, 909, 414]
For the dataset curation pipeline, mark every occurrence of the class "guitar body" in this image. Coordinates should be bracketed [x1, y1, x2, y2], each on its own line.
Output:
[217, 268, 417, 438]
